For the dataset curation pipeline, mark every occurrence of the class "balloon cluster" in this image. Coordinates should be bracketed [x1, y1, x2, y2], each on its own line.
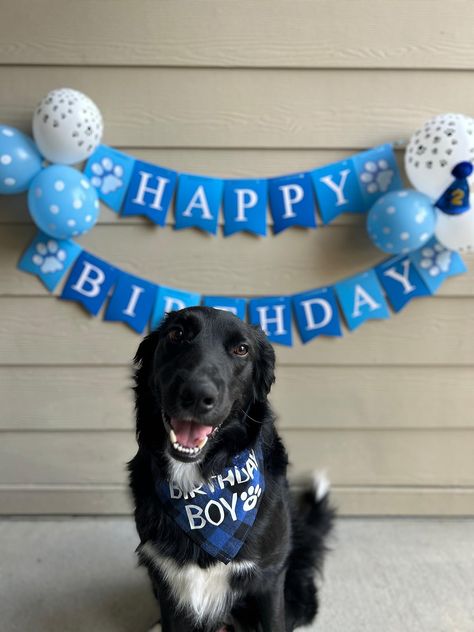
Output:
[0, 88, 103, 239]
[367, 113, 474, 254]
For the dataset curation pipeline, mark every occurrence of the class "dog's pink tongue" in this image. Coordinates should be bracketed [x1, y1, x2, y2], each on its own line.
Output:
[171, 419, 213, 448]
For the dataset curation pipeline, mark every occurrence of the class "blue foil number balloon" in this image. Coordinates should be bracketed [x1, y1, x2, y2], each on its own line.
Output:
[367, 190, 436, 254]
[28, 165, 100, 239]
[0, 125, 43, 194]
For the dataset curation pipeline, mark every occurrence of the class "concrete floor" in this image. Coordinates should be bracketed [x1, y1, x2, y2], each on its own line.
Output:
[0, 518, 473, 632]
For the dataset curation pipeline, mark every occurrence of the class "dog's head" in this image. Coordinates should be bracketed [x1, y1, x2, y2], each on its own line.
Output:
[133, 307, 275, 469]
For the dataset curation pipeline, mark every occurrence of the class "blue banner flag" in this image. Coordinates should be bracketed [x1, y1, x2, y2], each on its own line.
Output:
[223, 179, 267, 237]
[376, 256, 430, 313]
[268, 173, 316, 234]
[292, 286, 342, 343]
[84, 145, 136, 212]
[311, 159, 364, 224]
[175, 174, 223, 234]
[151, 285, 201, 329]
[335, 269, 390, 331]
[312, 145, 402, 224]
[104, 272, 157, 333]
[410, 238, 467, 293]
[18, 231, 82, 292]
[202, 296, 247, 320]
[61, 251, 119, 316]
[249, 296, 293, 346]
[123, 160, 178, 225]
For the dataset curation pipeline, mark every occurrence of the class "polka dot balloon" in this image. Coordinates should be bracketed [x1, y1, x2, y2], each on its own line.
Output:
[32, 88, 103, 165]
[27, 165, 100, 239]
[0, 125, 43, 194]
[405, 113, 474, 201]
[367, 190, 436, 255]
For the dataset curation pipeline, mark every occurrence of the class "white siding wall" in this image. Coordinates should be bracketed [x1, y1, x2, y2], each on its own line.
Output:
[1, 0, 473, 515]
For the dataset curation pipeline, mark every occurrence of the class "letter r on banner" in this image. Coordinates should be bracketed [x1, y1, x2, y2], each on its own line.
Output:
[151, 285, 201, 329]
[61, 251, 119, 316]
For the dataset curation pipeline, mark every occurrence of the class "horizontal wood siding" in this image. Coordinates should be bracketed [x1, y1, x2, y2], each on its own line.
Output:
[1, 1, 473, 515]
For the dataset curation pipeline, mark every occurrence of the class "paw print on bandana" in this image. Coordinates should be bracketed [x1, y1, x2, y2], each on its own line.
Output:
[31, 240, 67, 274]
[240, 484, 262, 511]
[359, 159, 394, 194]
[90, 157, 124, 195]
[419, 243, 451, 276]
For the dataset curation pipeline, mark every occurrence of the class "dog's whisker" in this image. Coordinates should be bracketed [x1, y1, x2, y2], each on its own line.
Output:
[239, 408, 264, 425]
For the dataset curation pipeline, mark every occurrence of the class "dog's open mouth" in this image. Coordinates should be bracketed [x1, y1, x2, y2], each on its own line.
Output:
[162, 409, 221, 459]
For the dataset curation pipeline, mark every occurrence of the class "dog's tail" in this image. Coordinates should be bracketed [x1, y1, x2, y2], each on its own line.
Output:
[284, 471, 335, 628]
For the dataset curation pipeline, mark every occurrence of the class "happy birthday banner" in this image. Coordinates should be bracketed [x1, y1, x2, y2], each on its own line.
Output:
[82, 143, 403, 233]
[19, 231, 466, 345]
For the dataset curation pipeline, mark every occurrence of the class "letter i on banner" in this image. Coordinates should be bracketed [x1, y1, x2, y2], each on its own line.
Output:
[268, 173, 316, 234]
[175, 174, 223, 234]
[151, 285, 201, 329]
[334, 269, 390, 331]
[292, 287, 342, 343]
[104, 272, 157, 333]
[249, 297, 293, 346]
[61, 251, 119, 316]
[84, 145, 136, 212]
[123, 160, 178, 225]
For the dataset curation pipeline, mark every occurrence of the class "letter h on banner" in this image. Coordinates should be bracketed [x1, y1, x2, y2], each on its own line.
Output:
[123, 160, 178, 225]
[249, 296, 293, 346]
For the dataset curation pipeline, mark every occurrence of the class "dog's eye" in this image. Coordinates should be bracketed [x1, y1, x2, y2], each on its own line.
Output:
[233, 343, 249, 357]
[167, 327, 184, 343]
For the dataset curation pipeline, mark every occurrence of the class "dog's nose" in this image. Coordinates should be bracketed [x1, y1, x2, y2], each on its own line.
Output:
[180, 381, 218, 415]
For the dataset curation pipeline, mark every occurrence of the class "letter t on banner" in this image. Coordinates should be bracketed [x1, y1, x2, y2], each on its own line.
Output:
[249, 297, 293, 346]
[61, 251, 119, 316]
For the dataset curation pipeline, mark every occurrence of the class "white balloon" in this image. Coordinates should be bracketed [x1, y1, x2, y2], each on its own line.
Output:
[405, 113, 474, 201]
[435, 207, 474, 253]
[32, 88, 103, 165]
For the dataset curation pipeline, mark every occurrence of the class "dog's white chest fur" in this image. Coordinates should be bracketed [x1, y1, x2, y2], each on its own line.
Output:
[141, 542, 254, 623]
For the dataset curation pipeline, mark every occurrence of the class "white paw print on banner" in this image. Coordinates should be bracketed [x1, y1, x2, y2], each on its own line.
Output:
[31, 240, 67, 273]
[360, 159, 394, 194]
[90, 157, 124, 194]
[419, 243, 452, 276]
[240, 484, 262, 511]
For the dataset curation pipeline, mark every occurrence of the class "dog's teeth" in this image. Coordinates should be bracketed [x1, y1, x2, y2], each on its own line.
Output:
[197, 436, 208, 449]
[169, 429, 177, 444]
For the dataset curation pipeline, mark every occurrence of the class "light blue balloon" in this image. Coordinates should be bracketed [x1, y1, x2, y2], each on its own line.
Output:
[367, 189, 436, 254]
[0, 125, 43, 194]
[28, 165, 99, 239]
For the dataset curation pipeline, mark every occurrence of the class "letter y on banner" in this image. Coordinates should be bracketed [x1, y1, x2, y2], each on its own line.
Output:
[61, 251, 119, 316]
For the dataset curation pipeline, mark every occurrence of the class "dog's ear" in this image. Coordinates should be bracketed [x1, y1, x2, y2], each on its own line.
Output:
[252, 327, 276, 402]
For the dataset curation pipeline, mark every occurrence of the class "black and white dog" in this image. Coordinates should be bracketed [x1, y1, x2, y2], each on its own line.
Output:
[129, 306, 334, 631]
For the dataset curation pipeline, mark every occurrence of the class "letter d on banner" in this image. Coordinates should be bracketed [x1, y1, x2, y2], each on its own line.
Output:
[61, 251, 119, 316]
[292, 287, 342, 343]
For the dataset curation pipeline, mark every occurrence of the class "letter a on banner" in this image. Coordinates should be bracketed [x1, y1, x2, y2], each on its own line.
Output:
[292, 287, 342, 343]
[335, 269, 390, 331]
[175, 174, 223, 234]
[61, 251, 119, 316]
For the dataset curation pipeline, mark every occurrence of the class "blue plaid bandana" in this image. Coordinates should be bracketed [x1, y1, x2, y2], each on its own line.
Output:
[155, 439, 265, 564]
